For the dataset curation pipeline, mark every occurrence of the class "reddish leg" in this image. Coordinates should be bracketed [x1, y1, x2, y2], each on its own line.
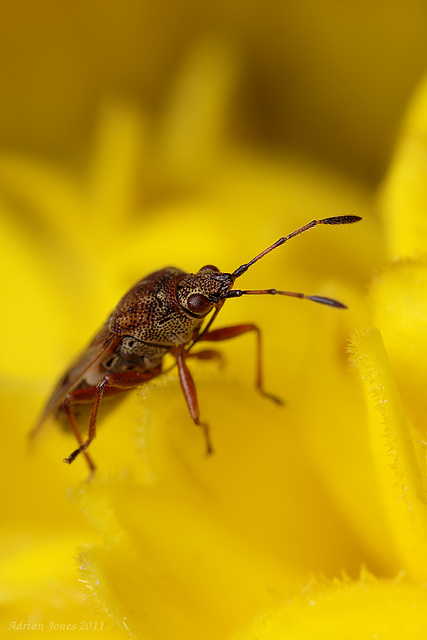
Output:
[176, 348, 213, 455]
[63, 369, 159, 468]
[185, 349, 224, 367]
[200, 323, 283, 404]
[63, 399, 96, 474]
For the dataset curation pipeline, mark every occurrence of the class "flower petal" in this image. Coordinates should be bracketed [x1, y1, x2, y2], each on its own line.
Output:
[230, 571, 427, 640]
[350, 329, 427, 580]
[380, 73, 427, 259]
[370, 260, 427, 434]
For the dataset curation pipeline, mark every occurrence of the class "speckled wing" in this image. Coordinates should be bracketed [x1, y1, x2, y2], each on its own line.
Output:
[31, 321, 120, 437]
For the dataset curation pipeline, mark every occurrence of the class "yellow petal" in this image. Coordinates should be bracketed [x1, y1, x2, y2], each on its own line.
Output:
[380, 73, 427, 259]
[230, 571, 427, 640]
[155, 37, 240, 186]
[0, 534, 126, 639]
[86, 99, 148, 233]
[370, 259, 427, 435]
[350, 329, 427, 580]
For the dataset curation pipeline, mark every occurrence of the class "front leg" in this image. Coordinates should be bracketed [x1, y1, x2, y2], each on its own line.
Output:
[63, 377, 109, 466]
[63, 369, 160, 468]
[176, 347, 213, 455]
[199, 323, 283, 405]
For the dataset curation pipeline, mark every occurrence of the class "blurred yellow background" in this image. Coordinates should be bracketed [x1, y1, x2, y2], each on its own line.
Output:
[1, 0, 427, 182]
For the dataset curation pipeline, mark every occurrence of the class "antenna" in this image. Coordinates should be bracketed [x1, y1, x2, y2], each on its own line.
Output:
[223, 215, 361, 308]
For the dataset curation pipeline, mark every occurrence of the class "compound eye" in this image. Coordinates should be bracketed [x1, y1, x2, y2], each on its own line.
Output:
[199, 264, 220, 272]
[187, 293, 211, 315]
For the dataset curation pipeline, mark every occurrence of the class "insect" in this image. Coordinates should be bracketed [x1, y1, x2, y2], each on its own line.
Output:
[32, 215, 361, 473]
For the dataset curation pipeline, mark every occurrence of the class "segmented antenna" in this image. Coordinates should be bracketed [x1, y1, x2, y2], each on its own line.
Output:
[223, 215, 361, 308]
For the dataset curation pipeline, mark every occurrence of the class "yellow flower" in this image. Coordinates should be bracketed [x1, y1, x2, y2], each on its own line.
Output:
[2, 9, 427, 639]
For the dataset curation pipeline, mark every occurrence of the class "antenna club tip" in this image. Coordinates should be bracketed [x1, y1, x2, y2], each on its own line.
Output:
[307, 295, 347, 309]
[320, 215, 362, 225]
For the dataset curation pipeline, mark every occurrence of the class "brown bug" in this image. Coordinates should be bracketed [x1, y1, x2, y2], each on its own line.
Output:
[32, 215, 361, 472]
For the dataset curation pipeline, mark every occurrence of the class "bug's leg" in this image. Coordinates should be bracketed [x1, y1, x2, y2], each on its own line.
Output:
[185, 349, 224, 367]
[176, 348, 213, 455]
[200, 324, 283, 405]
[64, 369, 160, 466]
[64, 378, 108, 466]
[63, 397, 96, 474]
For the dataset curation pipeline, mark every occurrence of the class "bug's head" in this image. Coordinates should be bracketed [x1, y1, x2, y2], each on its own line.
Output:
[177, 215, 362, 317]
[176, 265, 236, 317]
